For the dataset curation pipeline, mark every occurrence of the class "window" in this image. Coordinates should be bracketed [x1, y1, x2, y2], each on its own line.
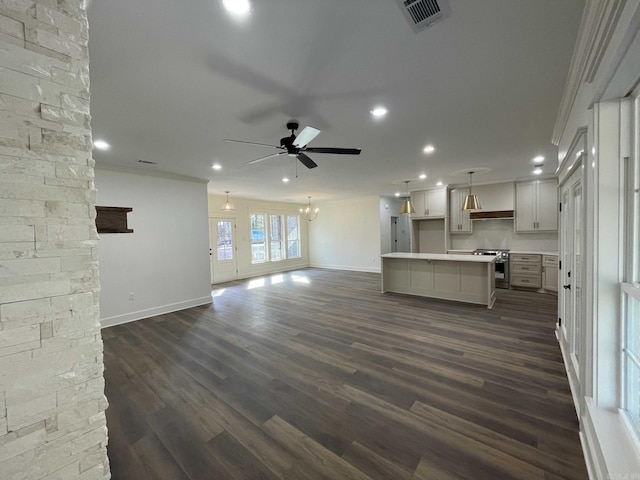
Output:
[250, 213, 301, 264]
[624, 286, 640, 436]
[269, 214, 284, 261]
[622, 93, 640, 438]
[217, 220, 234, 261]
[250, 214, 266, 263]
[287, 215, 301, 259]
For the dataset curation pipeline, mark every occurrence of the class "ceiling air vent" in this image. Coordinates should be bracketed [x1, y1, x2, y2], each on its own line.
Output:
[397, 0, 451, 33]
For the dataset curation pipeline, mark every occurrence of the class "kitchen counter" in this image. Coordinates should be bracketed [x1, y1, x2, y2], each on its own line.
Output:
[382, 252, 496, 263]
[381, 253, 496, 308]
[509, 250, 558, 255]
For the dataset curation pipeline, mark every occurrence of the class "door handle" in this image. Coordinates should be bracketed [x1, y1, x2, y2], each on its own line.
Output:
[563, 284, 571, 290]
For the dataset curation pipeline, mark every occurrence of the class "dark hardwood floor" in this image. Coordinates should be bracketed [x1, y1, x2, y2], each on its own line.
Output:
[102, 268, 588, 480]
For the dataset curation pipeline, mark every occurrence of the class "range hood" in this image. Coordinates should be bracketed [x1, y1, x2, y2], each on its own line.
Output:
[470, 210, 514, 220]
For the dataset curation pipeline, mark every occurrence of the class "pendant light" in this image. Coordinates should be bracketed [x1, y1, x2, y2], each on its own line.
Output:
[222, 191, 234, 211]
[400, 180, 415, 215]
[462, 171, 481, 211]
[300, 196, 319, 222]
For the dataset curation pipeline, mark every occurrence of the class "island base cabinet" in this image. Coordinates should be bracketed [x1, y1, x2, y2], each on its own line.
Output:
[382, 257, 495, 308]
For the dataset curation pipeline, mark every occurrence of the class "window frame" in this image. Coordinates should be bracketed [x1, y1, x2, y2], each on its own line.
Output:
[621, 92, 640, 442]
[250, 213, 267, 264]
[249, 212, 302, 265]
[286, 214, 302, 260]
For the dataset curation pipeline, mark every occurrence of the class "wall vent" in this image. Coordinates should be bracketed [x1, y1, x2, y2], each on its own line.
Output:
[397, 0, 450, 33]
[137, 159, 157, 165]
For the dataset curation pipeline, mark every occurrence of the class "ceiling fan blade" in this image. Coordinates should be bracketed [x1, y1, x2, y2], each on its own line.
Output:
[293, 126, 321, 148]
[304, 147, 361, 155]
[246, 152, 287, 165]
[224, 138, 283, 149]
[297, 153, 318, 169]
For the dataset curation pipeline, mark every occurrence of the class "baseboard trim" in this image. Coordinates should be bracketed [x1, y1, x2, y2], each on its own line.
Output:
[100, 296, 212, 328]
[309, 263, 381, 274]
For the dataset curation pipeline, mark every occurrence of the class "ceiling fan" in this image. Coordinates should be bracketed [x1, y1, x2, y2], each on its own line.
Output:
[223, 120, 361, 169]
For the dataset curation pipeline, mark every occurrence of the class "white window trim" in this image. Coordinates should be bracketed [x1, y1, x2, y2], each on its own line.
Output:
[250, 212, 302, 265]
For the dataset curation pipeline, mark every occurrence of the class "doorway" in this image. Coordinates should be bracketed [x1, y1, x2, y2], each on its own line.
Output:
[391, 216, 411, 252]
[209, 218, 238, 284]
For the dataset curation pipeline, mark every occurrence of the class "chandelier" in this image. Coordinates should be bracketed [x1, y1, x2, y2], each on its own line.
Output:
[300, 196, 319, 221]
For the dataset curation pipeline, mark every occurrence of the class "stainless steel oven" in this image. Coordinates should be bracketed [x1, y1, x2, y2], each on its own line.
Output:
[473, 249, 510, 289]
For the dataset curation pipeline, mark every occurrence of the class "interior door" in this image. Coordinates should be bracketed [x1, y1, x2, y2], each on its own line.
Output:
[559, 168, 582, 408]
[209, 218, 238, 284]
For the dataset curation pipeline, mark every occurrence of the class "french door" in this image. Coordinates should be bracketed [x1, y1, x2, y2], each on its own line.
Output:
[559, 166, 583, 410]
[209, 218, 238, 284]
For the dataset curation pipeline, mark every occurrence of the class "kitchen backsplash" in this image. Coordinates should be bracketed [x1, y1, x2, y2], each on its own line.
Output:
[450, 219, 558, 252]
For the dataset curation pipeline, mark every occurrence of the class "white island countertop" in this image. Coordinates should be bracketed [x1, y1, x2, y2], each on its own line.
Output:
[381, 252, 496, 263]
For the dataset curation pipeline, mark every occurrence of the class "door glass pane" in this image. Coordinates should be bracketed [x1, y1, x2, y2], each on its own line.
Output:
[217, 221, 233, 261]
[270, 215, 283, 261]
[573, 184, 582, 362]
[287, 215, 300, 258]
[250, 214, 266, 263]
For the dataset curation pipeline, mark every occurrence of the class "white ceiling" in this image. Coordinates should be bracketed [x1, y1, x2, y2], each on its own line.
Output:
[87, 0, 584, 203]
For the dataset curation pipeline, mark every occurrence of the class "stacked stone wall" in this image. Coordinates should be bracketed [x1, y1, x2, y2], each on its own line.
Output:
[0, 0, 110, 478]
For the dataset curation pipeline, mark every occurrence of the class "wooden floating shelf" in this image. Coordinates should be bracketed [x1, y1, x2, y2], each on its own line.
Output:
[470, 210, 514, 220]
[96, 206, 133, 233]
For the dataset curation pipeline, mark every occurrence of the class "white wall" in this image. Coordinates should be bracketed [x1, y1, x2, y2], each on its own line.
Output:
[309, 196, 381, 273]
[450, 219, 558, 252]
[96, 168, 212, 327]
[208, 194, 309, 279]
[416, 219, 446, 253]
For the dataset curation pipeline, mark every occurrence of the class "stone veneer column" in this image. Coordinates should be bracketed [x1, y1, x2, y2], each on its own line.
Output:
[0, 0, 110, 478]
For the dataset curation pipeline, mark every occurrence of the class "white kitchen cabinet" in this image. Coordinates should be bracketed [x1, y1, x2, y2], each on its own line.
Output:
[411, 188, 446, 218]
[542, 255, 558, 293]
[510, 253, 542, 288]
[515, 179, 558, 232]
[449, 188, 472, 234]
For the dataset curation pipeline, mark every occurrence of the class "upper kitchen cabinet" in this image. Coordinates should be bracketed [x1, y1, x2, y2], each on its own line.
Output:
[471, 182, 514, 211]
[515, 179, 558, 232]
[411, 188, 446, 219]
[449, 188, 472, 233]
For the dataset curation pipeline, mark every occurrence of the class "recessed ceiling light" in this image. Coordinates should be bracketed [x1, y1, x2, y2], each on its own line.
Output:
[223, 0, 250, 15]
[93, 140, 110, 150]
[436, 181, 443, 186]
[282, 177, 289, 183]
[423, 145, 435, 154]
[212, 163, 222, 170]
[419, 174, 427, 180]
[533, 155, 544, 163]
[370, 106, 388, 118]
[533, 168, 543, 175]
[394, 192, 400, 197]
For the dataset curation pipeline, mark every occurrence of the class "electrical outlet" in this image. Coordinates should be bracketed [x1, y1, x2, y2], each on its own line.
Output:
[129, 292, 135, 301]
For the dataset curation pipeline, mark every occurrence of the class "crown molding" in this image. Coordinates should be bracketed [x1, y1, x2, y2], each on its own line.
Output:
[95, 162, 209, 184]
[552, 0, 628, 146]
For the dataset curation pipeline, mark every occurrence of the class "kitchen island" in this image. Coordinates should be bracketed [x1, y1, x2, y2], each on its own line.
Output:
[381, 252, 497, 308]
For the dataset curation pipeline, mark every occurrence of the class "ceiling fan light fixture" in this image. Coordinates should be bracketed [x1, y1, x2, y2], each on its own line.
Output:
[462, 171, 482, 211]
[222, 191, 235, 211]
